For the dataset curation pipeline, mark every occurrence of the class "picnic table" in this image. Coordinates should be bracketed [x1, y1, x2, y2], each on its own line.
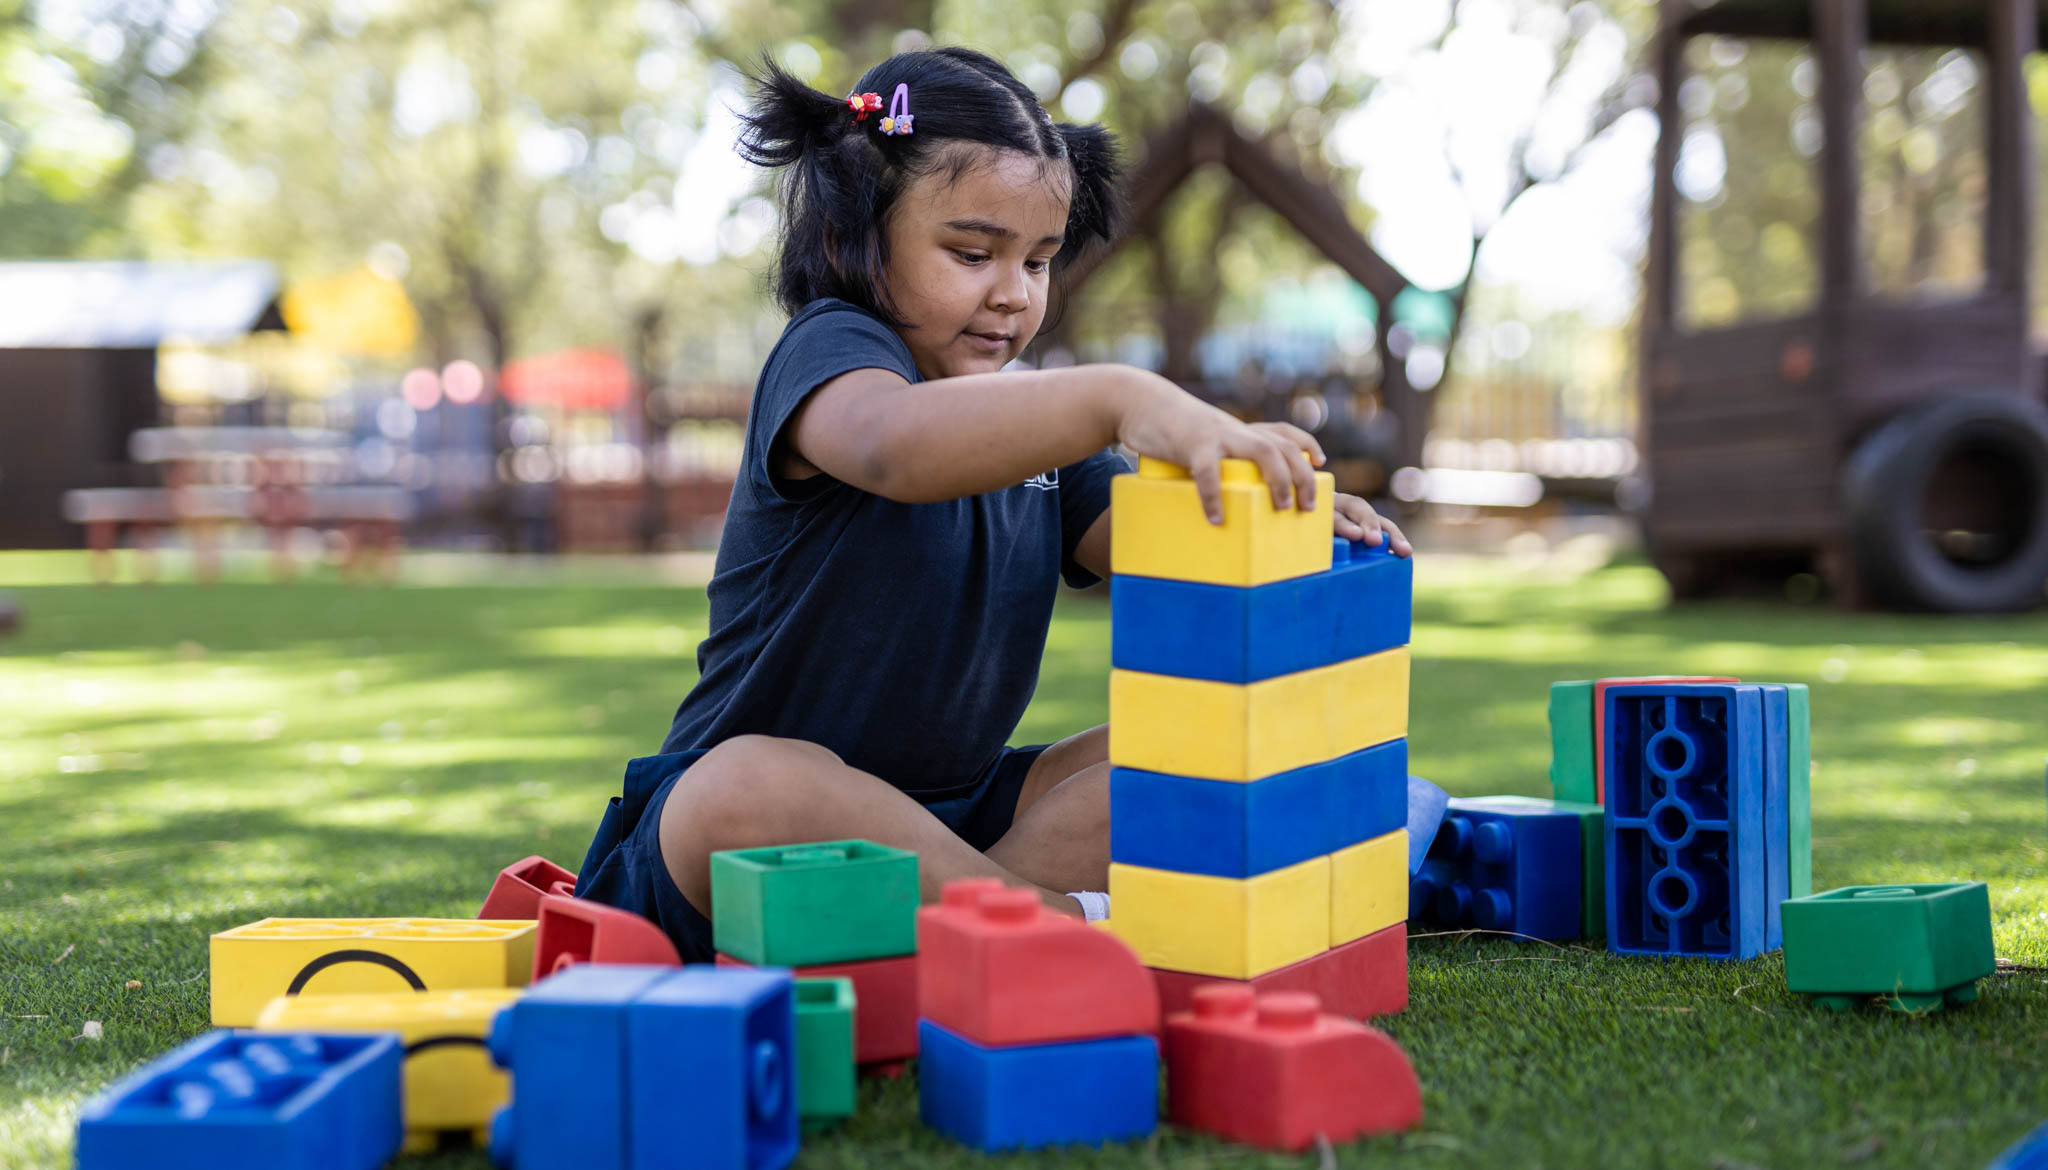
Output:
[61, 427, 411, 584]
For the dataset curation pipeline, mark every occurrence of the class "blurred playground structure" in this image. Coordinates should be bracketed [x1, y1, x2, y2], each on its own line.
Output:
[1, 0, 2042, 610]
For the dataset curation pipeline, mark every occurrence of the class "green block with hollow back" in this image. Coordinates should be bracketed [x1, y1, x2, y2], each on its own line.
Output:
[1788, 684, 1811, 898]
[1782, 882, 1994, 1000]
[795, 976, 857, 1127]
[710, 839, 919, 966]
[1548, 681, 1595, 806]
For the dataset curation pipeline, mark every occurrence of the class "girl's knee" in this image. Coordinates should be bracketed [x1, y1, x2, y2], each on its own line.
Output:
[661, 736, 835, 848]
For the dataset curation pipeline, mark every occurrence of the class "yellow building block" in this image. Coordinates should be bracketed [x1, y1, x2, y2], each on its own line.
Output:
[1111, 457, 1335, 586]
[1108, 856, 1330, 979]
[210, 918, 536, 1026]
[1331, 829, 1408, 946]
[254, 989, 521, 1152]
[1109, 646, 1409, 781]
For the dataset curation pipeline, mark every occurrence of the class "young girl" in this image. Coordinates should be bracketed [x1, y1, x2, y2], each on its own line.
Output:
[574, 46, 1411, 962]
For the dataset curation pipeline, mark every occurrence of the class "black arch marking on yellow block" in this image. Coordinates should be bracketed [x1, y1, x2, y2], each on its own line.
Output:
[285, 949, 428, 995]
[405, 1034, 490, 1057]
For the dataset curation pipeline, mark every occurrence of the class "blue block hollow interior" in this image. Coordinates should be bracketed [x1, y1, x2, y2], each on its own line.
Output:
[1603, 685, 1770, 960]
[76, 1030, 403, 1170]
[1406, 798, 1583, 940]
[1762, 685, 1789, 951]
[1110, 536, 1411, 684]
[1110, 739, 1406, 878]
[1406, 774, 1450, 874]
[917, 1020, 1158, 1152]
[487, 963, 797, 1170]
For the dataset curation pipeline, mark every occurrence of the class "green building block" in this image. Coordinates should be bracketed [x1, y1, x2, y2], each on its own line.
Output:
[710, 839, 918, 966]
[1461, 795, 1604, 937]
[1782, 882, 1994, 1014]
[794, 977, 857, 1129]
[1548, 681, 1596, 805]
[1787, 683, 1811, 898]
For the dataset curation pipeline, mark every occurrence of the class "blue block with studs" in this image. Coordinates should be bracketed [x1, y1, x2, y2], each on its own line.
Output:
[75, 1030, 403, 1170]
[1110, 536, 1411, 684]
[1408, 797, 1584, 940]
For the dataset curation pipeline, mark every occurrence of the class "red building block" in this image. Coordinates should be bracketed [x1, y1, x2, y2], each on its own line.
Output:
[1592, 676, 1738, 802]
[717, 951, 921, 1066]
[479, 855, 579, 920]
[1153, 921, 1408, 1024]
[1166, 986, 1421, 1150]
[918, 880, 1158, 1047]
[531, 894, 680, 980]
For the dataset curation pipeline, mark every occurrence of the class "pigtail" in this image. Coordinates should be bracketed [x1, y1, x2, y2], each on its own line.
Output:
[735, 55, 906, 323]
[1052, 121, 1125, 272]
[735, 55, 847, 168]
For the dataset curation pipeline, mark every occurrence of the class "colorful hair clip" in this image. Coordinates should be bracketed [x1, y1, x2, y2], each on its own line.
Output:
[878, 83, 914, 136]
[847, 91, 882, 122]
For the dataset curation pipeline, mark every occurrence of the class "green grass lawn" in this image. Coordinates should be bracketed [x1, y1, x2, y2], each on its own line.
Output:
[3, 548, 2046, 1169]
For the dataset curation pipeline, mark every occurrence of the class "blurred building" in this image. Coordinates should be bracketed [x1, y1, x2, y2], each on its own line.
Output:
[0, 260, 287, 547]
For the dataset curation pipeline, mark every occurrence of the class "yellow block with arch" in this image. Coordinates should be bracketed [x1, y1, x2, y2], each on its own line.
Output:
[1108, 856, 1330, 979]
[1110, 457, 1336, 586]
[209, 918, 536, 1026]
[1109, 646, 1409, 782]
[1331, 829, 1409, 946]
[254, 988, 521, 1153]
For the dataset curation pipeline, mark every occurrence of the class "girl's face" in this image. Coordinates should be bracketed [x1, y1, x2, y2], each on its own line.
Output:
[880, 146, 1072, 380]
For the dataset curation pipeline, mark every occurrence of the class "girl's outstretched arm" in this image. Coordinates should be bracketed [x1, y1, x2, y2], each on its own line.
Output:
[784, 362, 1327, 524]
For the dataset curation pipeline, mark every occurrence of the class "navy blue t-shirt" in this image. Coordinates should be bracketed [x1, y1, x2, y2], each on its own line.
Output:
[660, 297, 1129, 794]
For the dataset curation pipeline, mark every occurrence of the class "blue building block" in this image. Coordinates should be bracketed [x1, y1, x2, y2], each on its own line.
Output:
[627, 967, 797, 1170]
[1110, 739, 1405, 878]
[1763, 685, 1790, 951]
[76, 1030, 402, 1170]
[1990, 1118, 2048, 1170]
[487, 963, 797, 1170]
[1604, 684, 1773, 960]
[917, 1020, 1157, 1151]
[1111, 536, 1411, 684]
[1406, 774, 1450, 873]
[1406, 797, 1583, 940]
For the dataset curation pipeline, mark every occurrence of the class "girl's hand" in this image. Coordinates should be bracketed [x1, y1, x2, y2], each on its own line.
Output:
[1111, 369, 1326, 524]
[1336, 492, 1412, 557]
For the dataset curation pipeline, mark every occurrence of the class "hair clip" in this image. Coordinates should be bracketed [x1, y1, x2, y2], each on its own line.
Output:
[878, 83, 913, 136]
[847, 91, 882, 122]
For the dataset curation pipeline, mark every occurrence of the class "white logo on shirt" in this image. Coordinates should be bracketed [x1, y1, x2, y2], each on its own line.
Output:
[1022, 469, 1059, 491]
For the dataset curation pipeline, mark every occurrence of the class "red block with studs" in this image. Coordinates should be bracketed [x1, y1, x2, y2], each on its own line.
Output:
[1153, 921, 1408, 1025]
[1592, 676, 1738, 802]
[717, 951, 920, 1065]
[918, 879, 1158, 1047]
[479, 855, 580, 920]
[530, 893, 680, 980]
[1166, 985, 1421, 1150]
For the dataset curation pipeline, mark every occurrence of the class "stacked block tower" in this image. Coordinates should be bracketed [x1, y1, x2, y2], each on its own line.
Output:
[1106, 456, 1413, 1018]
[1548, 679, 1811, 958]
[710, 840, 923, 1069]
[916, 879, 1160, 1151]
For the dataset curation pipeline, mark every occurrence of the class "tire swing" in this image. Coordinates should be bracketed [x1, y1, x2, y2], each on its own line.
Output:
[1843, 390, 2048, 612]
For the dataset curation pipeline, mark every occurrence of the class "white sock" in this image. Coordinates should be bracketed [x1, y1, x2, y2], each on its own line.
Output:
[1066, 890, 1110, 922]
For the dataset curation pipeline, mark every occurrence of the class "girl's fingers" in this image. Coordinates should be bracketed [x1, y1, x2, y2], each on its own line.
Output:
[1188, 445, 1225, 525]
[1231, 433, 1300, 512]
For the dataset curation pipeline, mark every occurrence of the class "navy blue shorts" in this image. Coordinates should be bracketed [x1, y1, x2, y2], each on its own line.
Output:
[572, 743, 1047, 962]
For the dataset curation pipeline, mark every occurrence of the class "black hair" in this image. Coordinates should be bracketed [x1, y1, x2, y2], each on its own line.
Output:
[735, 46, 1124, 329]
